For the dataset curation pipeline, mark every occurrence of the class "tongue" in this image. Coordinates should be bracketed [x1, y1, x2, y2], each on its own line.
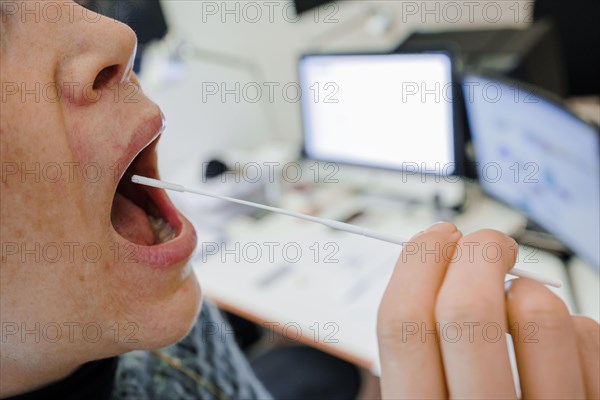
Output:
[111, 193, 156, 246]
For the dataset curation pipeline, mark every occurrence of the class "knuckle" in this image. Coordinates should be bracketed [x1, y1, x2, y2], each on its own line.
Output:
[378, 305, 420, 334]
[572, 316, 600, 351]
[377, 301, 429, 343]
[508, 279, 569, 328]
[376, 314, 404, 343]
[435, 292, 496, 324]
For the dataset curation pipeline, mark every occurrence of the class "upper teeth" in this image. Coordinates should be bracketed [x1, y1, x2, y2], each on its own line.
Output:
[148, 216, 176, 244]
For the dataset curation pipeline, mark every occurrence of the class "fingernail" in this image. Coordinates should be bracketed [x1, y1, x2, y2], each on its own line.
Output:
[504, 279, 516, 300]
[426, 221, 445, 229]
[426, 221, 458, 233]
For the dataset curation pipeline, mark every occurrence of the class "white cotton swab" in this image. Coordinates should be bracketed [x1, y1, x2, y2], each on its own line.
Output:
[132, 175, 562, 288]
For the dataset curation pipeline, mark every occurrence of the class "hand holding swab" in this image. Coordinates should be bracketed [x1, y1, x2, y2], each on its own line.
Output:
[132, 175, 562, 288]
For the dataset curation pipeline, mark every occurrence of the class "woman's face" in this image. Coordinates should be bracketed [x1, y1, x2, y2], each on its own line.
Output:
[0, 0, 201, 388]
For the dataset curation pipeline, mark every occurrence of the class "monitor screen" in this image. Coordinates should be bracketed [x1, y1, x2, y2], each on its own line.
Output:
[463, 74, 600, 269]
[294, 0, 336, 14]
[299, 52, 458, 175]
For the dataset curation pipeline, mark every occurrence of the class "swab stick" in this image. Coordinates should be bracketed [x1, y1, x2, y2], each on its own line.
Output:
[132, 175, 562, 288]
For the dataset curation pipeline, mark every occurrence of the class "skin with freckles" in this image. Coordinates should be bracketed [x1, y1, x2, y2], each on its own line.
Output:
[0, 0, 200, 397]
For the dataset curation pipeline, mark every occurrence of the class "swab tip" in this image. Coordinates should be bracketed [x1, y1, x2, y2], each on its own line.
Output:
[131, 175, 185, 192]
[131, 174, 142, 184]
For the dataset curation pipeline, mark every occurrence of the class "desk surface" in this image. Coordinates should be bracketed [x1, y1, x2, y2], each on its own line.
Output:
[191, 193, 581, 372]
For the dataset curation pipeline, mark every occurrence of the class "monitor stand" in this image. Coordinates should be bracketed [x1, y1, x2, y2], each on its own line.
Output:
[517, 220, 569, 256]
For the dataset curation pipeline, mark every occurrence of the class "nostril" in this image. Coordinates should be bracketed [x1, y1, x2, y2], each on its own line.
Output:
[93, 65, 121, 90]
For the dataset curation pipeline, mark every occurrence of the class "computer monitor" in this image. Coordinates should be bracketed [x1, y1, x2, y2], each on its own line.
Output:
[294, 0, 337, 14]
[299, 51, 461, 175]
[463, 74, 600, 269]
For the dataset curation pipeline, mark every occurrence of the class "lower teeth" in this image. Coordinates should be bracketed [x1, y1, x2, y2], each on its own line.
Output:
[148, 216, 176, 244]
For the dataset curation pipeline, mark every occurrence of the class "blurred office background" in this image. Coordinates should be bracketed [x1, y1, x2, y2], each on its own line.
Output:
[84, 0, 599, 168]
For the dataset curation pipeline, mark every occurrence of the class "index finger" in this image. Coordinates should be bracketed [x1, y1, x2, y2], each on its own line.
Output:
[377, 222, 462, 399]
[435, 230, 518, 399]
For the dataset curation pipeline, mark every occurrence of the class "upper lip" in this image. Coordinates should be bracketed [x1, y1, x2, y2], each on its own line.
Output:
[115, 110, 166, 187]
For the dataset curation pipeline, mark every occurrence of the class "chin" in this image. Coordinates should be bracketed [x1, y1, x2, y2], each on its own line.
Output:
[130, 269, 203, 351]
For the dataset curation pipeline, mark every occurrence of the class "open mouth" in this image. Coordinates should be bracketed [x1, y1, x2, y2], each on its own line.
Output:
[111, 137, 179, 246]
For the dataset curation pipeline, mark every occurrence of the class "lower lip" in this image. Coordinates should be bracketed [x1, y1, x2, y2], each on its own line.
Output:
[118, 187, 198, 267]
[132, 212, 197, 266]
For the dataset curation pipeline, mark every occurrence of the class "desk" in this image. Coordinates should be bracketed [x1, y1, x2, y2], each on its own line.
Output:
[189, 186, 581, 373]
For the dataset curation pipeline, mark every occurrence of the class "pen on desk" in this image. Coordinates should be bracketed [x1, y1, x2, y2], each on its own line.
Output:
[132, 175, 562, 288]
[257, 264, 294, 288]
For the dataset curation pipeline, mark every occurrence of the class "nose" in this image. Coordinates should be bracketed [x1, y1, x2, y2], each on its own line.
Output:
[59, 3, 138, 105]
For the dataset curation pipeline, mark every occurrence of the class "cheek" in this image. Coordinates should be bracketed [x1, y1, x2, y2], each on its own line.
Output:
[68, 121, 115, 168]
[67, 107, 130, 174]
[68, 122, 93, 163]
[65, 114, 122, 222]
[1, 122, 112, 262]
